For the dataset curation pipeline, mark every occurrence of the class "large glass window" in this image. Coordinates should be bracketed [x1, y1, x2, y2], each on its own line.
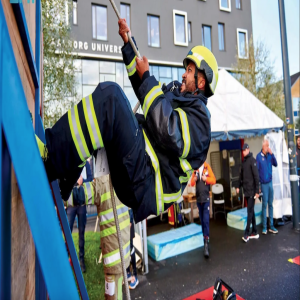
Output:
[218, 23, 225, 51]
[293, 97, 300, 111]
[73, 1, 77, 25]
[236, 0, 242, 9]
[219, 0, 231, 12]
[237, 29, 248, 58]
[120, 3, 130, 28]
[188, 22, 192, 43]
[82, 60, 99, 85]
[202, 25, 212, 51]
[92, 5, 107, 40]
[147, 15, 160, 47]
[173, 10, 188, 46]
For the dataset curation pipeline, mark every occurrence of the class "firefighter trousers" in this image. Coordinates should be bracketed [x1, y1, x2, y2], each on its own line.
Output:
[45, 82, 156, 222]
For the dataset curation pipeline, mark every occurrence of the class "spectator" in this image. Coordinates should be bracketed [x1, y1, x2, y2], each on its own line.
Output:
[65, 161, 93, 273]
[127, 209, 139, 289]
[236, 144, 260, 243]
[191, 161, 216, 258]
[256, 139, 278, 235]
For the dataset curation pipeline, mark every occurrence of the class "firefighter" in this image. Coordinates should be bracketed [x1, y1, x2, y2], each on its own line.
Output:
[94, 175, 130, 300]
[37, 19, 219, 222]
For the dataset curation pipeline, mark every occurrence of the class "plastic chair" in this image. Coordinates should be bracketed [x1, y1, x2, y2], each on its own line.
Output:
[212, 184, 226, 220]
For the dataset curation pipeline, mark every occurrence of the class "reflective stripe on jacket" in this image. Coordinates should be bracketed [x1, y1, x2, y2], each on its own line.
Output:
[122, 38, 211, 216]
[93, 175, 130, 274]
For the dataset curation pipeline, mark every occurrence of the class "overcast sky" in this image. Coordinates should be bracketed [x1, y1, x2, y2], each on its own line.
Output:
[251, 0, 299, 80]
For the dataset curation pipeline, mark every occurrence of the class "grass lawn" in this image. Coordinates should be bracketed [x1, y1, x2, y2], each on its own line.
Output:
[72, 231, 105, 300]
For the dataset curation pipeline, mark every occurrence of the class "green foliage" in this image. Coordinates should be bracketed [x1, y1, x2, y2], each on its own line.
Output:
[42, 0, 78, 128]
[232, 36, 285, 121]
[72, 231, 105, 300]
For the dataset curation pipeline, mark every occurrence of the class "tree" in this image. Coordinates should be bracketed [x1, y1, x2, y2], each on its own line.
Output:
[42, 0, 78, 128]
[232, 36, 285, 121]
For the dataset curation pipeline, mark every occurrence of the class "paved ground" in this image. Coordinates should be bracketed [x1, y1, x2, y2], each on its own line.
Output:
[129, 217, 300, 300]
[75, 213, 300, 300]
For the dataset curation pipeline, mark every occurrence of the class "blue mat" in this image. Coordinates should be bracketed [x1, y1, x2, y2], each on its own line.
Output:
[147, 224, 204, 261]
[227, 203, 262, 230]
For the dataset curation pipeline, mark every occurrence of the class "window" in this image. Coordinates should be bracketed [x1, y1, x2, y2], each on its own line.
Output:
[236, 0, 242, 9]
[92, 5, 107, 40]
[293, 97, 300, 111]
[147, 15, 160, 47]
[295, 129, 299, 135]
[237, 28, 248, 58]
[120, 3, 130, 28]
[202, 25, 212, 51]
[188, 22, 192, 43]
[173, 10, 188, 46]
[218, 23, 225, 51]
[219, 0, 231, 12]
[73, 1, 77, 25]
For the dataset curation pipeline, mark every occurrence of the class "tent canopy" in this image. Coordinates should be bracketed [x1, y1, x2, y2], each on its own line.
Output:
[207, 69, 284, 141]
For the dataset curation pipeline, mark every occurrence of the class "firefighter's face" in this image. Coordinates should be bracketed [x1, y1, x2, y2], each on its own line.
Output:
[297, 137, 300, 148]
[181, 62, 206, 93]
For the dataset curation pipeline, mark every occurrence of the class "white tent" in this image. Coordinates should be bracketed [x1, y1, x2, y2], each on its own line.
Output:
[208, 69, 284, 140]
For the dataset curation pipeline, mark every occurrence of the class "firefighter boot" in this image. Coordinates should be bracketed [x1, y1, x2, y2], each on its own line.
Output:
[204, 238, 209, 258]
[35, 135, 48, 161]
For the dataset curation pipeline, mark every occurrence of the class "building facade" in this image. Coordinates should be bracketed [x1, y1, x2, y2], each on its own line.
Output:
[70, 0, 252, 109]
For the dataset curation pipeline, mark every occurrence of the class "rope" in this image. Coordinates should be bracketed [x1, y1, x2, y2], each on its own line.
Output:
[109, 0, 141, 113]
[109, 174, 131, 300]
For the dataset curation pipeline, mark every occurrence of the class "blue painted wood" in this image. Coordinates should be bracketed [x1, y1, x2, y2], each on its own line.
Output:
[11, 2, 38, 87]
[0, 134, 12, 300]
[0, 2, 80, 299]
[52, 181, 90, 300]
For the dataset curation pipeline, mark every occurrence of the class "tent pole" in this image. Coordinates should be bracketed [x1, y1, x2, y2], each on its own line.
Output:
[278, 0, 300, 231]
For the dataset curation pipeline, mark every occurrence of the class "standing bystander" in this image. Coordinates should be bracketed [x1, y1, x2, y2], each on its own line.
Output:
[191, 162, 216, 258]
[236, 144, 260, 242]
[256, 140, 278, 235]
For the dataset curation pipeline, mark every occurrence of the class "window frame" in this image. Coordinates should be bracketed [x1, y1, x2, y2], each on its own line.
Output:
[173, 10, 188, 47]
[237, 28, 248, 59]
[92, 4, 108, 41]
[236, 0, 242, 10]
[120, 3, 131, 28]
[73, 1, 77, 25]
[202, 24, 212, 51]
[188, 21, 192, 43]
[218, 23, 225, 51]
[219, 0, 231, 12]
[147, 14, 161, 48]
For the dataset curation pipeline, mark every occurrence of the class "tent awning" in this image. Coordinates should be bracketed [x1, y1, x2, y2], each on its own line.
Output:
[207, 69, 284, 141]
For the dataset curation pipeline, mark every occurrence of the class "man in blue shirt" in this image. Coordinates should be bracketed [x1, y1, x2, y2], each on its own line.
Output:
[256, 140, 278, 235]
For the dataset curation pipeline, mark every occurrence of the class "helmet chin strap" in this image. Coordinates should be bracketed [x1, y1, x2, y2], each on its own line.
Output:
[193, 67, 199, 95]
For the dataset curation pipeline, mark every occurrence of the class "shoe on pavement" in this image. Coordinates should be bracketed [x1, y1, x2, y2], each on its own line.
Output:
[262, 229, 267, 235]
[242, 236, 249, 243]
[129, 275, 139, 290]
[204, 239, 210, 258]
[269, 226, 278, 234]
[249, 233, 259, 239]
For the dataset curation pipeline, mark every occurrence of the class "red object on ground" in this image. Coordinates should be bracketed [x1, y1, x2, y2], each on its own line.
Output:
[293, 256, 300, 265]
[168, 205, 175, 226]
[183, 286, 245, 300]
[289, 256, 300, 265]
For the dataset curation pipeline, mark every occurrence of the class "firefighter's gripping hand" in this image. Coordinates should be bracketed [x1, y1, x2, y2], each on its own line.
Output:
[136, 56, 149, 80]
[118, 19, 130, 44]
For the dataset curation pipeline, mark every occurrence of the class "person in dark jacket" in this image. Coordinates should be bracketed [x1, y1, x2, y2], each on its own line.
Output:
[65, 161, 93, 272]
[36, 19, 219, 222]
[191, 162, 216, 257]
[256, 139, 278, 235]
[236, 144, 260, 242]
